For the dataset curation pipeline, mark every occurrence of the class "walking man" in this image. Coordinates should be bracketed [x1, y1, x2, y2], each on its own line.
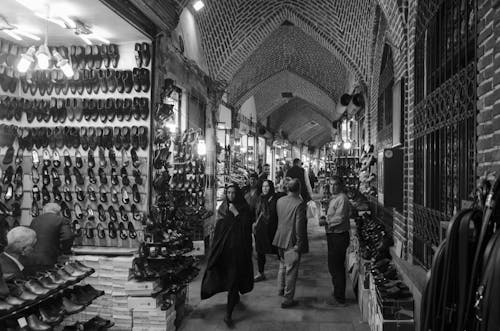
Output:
[273, 178, 309, 308]
[286, 158, 313, 202]
[319, 176, 351, 306]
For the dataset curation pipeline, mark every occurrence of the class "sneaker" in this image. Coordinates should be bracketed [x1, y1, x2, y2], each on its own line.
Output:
[254, 273, 266, 282]
[326, 297, 346, 307]
[281, 300, 298, 309]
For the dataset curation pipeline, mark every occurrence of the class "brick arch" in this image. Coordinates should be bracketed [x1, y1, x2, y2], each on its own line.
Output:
[227, 25, 352, 108]
[268, 97, 333, 147]
[377, 0, 407, 79]
[236, 71, 338, 122]
[190, 0, 377, 84]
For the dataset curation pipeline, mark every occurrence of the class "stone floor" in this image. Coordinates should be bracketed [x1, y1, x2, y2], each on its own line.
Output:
[178, 206, 370, 331]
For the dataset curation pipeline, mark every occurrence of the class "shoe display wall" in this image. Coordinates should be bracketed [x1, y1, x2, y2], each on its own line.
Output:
[0, 38, 152, 250]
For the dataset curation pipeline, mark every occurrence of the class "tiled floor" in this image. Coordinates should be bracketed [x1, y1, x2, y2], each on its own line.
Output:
[179, 203, 369, 331]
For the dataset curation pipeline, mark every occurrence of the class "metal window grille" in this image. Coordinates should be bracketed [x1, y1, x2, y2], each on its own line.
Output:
[413, 0, 477, 269]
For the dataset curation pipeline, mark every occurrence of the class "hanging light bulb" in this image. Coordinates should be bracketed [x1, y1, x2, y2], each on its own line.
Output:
[17, 46, 36, 72]
[36, 44, 50, 69]
[197, 139, 206, 156]
[343, 140, 352, 150]
[52, 50, 73, 77]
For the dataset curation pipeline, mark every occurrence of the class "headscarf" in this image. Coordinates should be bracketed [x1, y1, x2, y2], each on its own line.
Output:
[260, 180, 275, 200]
[218, 183, 248, 220]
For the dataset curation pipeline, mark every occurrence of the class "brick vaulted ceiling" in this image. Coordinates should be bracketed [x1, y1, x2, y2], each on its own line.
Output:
[227, 25, 351, 107]
[172, 0, 393, 147]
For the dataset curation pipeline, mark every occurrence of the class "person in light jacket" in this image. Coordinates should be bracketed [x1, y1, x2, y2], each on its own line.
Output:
[273, 178, 309, 308]
[319, 176, 351, 306]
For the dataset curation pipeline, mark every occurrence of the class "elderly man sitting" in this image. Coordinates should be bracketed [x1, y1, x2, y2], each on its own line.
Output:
[0, 227, 37, 279]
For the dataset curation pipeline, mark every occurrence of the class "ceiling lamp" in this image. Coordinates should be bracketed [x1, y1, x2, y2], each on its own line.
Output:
[193, 0, 205, 11]
[52, 49, 74, 78]
[35, 44, 50, 69]
[342, 140, 352, 150]
[17, 46, 36, 72]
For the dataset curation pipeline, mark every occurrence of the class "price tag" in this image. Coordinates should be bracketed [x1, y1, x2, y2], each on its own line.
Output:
[17, 317, 28, 328]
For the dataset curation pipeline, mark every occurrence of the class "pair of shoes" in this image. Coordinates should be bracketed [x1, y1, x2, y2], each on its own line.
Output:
[133, 68, 150, 92]
[134, 42, 151, 68]
[254, 273, 266, 282]
[281, 300, 298, 308]
[326, 297, 346, 307]
[223, 315, 235, 328]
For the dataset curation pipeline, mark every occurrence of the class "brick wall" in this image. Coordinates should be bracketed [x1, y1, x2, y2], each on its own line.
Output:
[477, 0, 500, 175]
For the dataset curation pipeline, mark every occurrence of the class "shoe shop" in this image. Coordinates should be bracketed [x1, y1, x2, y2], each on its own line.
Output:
[0, 0, 499, 331]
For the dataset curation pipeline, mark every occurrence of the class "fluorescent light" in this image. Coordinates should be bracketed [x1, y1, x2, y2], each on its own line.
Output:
[35, 12, 66, 28]
[193, 0, 204, 11]
[197, 140, 206, 156]
[79, 35, 92, 45]
[17, 46, 36, 73]
[89, 34, 110, 44]
[60, 15, 76, 28]
[16, 0, 45, 9]
[4, 30, 22, 41]
[36, 44, 50, 69]
[13, 29, 40, 41]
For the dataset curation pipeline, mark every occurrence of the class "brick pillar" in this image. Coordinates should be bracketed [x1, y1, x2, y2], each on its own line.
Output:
[204, 82, 225, 241]
[476, 0, 500, 175]
[405, 0, 418, 263]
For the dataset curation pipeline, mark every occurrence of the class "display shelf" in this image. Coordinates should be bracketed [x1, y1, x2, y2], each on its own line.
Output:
[72, 246, 137, 256]
[0, 270, 95, 322]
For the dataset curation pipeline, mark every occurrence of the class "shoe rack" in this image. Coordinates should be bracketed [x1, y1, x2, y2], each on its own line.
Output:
[0, 261, 111, 329]
[0, 37, 153, 249]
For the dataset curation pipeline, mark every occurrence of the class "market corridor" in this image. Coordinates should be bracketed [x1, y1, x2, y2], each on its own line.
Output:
[179, 210, 369, 331]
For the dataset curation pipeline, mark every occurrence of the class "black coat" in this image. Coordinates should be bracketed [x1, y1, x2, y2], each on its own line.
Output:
[25, 213, 74, 270]
[286, 166, 311, 202]
[201, 202, 254, 299]
[254, 193, 286, 254]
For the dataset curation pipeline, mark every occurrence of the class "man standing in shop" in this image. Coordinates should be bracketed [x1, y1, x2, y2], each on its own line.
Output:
[273, 178, 309, 308]
[286, 158, 313, 202]
[319, 176, 351, 306]
[25, 203, 74, 273]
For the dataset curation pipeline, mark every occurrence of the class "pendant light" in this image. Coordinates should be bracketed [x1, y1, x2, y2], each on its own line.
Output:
[52, 49, 74, 78]
[17, 45, 36, 72]
[36, 44, 50, 69]
[37, 9, 50, 70]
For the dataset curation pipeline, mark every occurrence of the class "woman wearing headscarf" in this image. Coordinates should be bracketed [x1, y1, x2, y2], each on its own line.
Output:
[201, 184, 254, 328]
[253, 180, 286, 281]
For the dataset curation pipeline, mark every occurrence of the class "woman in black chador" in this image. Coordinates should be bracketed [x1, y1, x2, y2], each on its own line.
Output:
[253, 179, 284, 281]
[201, 184, 254, 328]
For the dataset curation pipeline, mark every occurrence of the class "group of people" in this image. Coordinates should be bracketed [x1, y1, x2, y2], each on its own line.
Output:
[0, 203, 74, 282]
[201, 158, 352, 328]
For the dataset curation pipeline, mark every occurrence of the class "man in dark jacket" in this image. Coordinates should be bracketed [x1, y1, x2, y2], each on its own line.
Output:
[286, 158, 312, 202]
[273, 178, 309, 308]
[25, 203, 74, 273]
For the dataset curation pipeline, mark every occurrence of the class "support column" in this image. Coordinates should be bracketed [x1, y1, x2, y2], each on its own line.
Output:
[204, 82, 226, 244]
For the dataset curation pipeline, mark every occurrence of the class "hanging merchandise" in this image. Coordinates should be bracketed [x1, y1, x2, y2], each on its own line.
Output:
[420, 173, 500, 331]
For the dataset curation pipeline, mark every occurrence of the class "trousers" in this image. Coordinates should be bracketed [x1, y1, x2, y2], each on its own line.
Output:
[277, 248, 301, 301]
[326, 231, 350, 303]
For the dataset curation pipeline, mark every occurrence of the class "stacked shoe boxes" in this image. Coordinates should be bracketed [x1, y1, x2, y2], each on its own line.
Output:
[125, 279, 177, 330]
[64, 255, 135, 329]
